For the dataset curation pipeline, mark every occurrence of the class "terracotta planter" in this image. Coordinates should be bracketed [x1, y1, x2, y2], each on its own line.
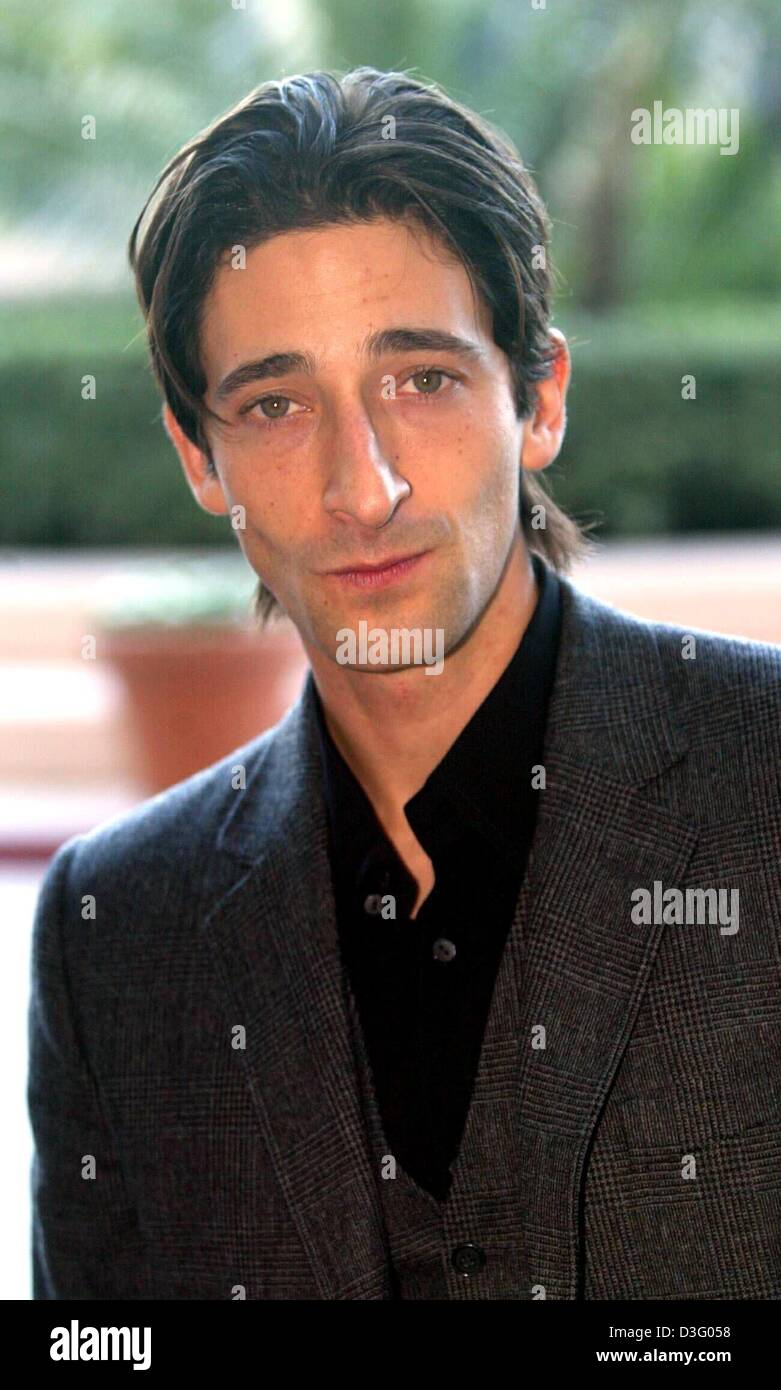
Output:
[101, 622, 308, 793]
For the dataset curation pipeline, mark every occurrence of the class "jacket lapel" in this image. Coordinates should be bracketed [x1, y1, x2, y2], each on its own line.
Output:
[201, 682, 390, 1299]
[457, 574, 700, 1296]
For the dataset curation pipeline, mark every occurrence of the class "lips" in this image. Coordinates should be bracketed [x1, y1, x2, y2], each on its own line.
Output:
[330, 550, 426, 575]
[326, 549, 431, 590]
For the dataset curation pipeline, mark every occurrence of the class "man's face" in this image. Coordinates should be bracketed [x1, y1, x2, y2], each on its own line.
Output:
[191, 217, 533, 665]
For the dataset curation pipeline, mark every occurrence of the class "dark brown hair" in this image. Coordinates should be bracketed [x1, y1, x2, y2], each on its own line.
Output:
[129, 67, 595, 624]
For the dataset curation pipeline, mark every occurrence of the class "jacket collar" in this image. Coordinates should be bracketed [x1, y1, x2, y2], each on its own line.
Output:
[216, 570, 689, 866]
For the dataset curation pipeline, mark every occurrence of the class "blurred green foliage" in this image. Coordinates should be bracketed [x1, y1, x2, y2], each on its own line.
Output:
[1, 0, 779, 545]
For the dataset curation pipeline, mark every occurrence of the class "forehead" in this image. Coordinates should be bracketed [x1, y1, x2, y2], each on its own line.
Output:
[199, 217, 494, 377]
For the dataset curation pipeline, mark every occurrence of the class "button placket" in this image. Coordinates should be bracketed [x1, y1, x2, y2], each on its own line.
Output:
[361, 863, 392, 916]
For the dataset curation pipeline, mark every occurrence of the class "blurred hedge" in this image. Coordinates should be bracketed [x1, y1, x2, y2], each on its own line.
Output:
[554, 303, 781, 536]
[1, 295, 779, 547]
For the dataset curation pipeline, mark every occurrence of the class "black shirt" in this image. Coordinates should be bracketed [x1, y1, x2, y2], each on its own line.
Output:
[312, 552, 562, 1200]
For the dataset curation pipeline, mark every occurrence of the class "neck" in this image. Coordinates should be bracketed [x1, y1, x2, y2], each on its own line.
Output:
[304, 536, 539, 829]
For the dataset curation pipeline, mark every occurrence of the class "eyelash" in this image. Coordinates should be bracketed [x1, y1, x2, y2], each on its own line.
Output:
[240, 366, 460, 430]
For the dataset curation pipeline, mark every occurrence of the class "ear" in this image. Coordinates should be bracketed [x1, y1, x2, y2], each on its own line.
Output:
[162, 404, 229, 516]
[520, 328, 571, 474]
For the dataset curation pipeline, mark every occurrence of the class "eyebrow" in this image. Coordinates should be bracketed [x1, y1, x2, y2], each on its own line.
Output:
[214, 327, 485, 402]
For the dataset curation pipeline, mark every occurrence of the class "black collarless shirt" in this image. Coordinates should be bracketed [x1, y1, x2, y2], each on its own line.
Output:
[313, 552, 562, 1201]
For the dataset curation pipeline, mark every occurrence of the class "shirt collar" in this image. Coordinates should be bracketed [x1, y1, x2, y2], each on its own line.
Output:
[313, 551, 562, 874]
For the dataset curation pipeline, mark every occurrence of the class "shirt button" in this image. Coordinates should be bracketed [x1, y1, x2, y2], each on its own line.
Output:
[451, 1243, 486, 1276]
[363, 893, 383, 915]
[432, 937, 456, 962]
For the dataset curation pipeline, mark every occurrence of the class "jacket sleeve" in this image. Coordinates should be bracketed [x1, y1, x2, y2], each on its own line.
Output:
[27, 839, 151, 1299]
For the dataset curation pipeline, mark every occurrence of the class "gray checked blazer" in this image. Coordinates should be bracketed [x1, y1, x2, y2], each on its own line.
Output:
[27, 569, 781, 1299]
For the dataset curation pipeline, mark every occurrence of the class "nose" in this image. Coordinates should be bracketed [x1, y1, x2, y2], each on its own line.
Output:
[322, 397, 411, 528]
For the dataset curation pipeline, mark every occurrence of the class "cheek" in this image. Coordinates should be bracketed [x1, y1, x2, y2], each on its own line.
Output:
[451, 407, 521, 515]
[446, 388, 519, 461]
[215, 453, 289, 539]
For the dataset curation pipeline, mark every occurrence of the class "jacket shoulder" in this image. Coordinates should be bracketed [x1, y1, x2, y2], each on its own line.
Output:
[561, 580, 781, 792]
[572, 581, 781, 706]
[45, 722, 280, 897]
[631, 611, 781, 733]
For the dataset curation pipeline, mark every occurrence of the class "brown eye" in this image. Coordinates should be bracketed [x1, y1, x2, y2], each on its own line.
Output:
[411, 370, 443, 393]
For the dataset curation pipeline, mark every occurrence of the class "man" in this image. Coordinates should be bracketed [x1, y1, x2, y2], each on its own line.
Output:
[28, 67, 781, 1301]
